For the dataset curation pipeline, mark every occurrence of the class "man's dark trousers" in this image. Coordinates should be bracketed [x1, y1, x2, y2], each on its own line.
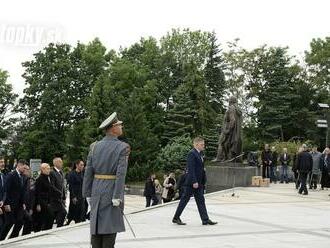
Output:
[0, 209, 24, 239]
[299, 172, 308, 194]
[145, 195, 158, 207]
[173, 186, 208, 222]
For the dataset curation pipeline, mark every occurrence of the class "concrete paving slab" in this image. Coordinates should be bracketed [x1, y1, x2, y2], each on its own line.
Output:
[1, 184, 329, 248]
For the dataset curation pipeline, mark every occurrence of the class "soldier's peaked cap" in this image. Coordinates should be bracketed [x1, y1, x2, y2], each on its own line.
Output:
[99, 112, 123, 129]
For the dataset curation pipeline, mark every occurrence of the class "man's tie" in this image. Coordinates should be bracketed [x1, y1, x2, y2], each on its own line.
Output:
[18, 173, 23, 185]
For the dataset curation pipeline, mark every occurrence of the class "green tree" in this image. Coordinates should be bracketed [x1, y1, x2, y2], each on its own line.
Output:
[86, 51, 161, 172]
[223, 39, 254, 122]
[305, 37, 330, 93]
[156, 135, 192, 172]
[17, 39, 109, 162]
[160, 29, 226, 143]
[242, 46, 316, 142]
[0, 69, 18, 154]
[305, 37, 330, 147]
[204, 32, 226, 112]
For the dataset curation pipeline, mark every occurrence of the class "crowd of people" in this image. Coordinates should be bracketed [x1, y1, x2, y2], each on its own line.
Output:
[0, 157, 88, 241]
[143, 171, 187, 207]
[260, 144, 330, 195]
[1, 136, 329, 244]
[143, 144, 330, 207]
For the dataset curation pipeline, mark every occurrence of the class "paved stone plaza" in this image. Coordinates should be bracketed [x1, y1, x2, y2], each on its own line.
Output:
[1, 184, 330, 248]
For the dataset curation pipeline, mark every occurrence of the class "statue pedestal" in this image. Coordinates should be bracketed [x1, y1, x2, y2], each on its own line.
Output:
[205, 161, 259, 193]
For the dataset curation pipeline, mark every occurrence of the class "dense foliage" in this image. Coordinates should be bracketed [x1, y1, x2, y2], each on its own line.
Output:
[1, 30, 329, 181]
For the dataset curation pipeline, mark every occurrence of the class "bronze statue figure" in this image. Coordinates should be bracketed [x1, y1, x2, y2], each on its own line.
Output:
[215, 96, 242, 162]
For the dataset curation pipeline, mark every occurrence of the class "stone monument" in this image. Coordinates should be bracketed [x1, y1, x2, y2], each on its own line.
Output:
[206, 96, 257, 192]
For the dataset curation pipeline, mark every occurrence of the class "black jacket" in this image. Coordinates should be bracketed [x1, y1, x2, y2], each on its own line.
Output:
[4, 170, 28, 211]
[185, 148, 206, 186]
[271, 151, 278, 166]
[49, 169, 66, 210]
[143, 177, 156, 197]
[35, 174, 51, 208]
[261, 150, 272, 166]
[0, 172, 7, 202]
[320, 154, 330, 172]
[67, 170, 84, 200]
[279, 153, 291, 166]
[24, 178, 36, 211]
[297, 151, 313, 173]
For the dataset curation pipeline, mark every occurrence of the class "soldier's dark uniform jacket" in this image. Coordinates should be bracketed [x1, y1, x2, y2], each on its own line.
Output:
[82, 136, 130, 235]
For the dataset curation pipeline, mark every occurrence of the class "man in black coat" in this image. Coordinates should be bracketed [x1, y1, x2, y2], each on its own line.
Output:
[0, 159, 28, 240]
[143, 173, 158, 207]
[35, 163, 62, 231]
[49, 157, 67, 228]
[261, 144, 272, 179]
[297, 144, 313, 195]
[66, 159, 86, 224]
[172, 137, 217, 225]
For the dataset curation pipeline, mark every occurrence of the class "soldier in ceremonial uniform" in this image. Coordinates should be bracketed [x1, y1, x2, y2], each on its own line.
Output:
[83, 112, 130, 248]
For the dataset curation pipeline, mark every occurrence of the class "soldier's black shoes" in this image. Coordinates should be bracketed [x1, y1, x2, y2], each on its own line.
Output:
[172, 217, 186, 225]
[202, 219, 218, 225]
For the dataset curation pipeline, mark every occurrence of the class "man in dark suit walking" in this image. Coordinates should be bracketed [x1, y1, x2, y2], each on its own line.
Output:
[0, 159, 28, 240]
[172, 137, 217, 225]
[49, 157, 67, 228]
[66, 159, 86, 224]
[297, 144, 313, 195]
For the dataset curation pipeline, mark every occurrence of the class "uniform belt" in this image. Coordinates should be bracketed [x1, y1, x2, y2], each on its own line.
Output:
[94, 174, 116, 180]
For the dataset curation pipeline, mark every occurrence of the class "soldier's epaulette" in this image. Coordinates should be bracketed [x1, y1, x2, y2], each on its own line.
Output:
[89, 141, 98, 155]
[123, 142, 131, 156]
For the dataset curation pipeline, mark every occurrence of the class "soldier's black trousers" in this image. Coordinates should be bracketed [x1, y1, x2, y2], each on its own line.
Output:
[91, 233, 117, 248]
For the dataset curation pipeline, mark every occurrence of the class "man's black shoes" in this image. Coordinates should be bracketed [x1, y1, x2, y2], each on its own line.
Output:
[172, 217, 186, 225]
[202, 219, 218, 225]
[172, 217, 218, 225]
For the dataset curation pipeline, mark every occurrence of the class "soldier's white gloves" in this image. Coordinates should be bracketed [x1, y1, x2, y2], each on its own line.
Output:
[86, 197, 91, 206]
[112, 199, 121, 207]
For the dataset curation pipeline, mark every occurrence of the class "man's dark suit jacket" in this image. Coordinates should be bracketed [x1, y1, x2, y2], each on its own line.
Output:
[185, 148, 206, 187]
[35, 174, 61, 209]
[4, 170, 27, 211]
[0, 172, 7, 203]
[279, 153, 291, 166]
[67, 170, 84, 200]
[49, 169, 66, 211]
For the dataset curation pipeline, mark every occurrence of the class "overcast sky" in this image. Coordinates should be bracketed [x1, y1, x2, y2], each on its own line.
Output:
[0, 0, 329, 96]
